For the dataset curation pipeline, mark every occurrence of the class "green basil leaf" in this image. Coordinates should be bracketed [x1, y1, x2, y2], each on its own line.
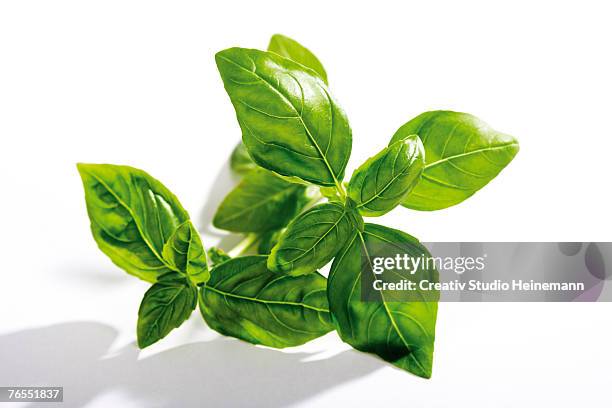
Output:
[137, 276, 197, 348]
[216, 47, 351, 187]
[268, 202, 354, 275]
[390, 111, 519, 210]
[199, 256, 333, 348]
[213, 168, 306, 233]
[267, 34, 328, 85]
[207, 246, 231, 267]
[230, 142, 257, 176]
[348, 135, 425, 216]
[77, 163, 191, 283]
[257, 229, 283, 255]
[344, 198, 365, 232]
[327, 224, 439, 378]
[161, 220, 209, 284]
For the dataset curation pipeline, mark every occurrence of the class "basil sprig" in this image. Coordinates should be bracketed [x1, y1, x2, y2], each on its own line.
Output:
[78, 34, 518, 379]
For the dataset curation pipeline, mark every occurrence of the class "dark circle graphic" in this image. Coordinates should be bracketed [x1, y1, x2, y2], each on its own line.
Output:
[585, 243, 611, 280]
[558, 242, 582, 256]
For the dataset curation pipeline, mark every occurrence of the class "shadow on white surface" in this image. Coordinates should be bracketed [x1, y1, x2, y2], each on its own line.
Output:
[0, 322, 382, 407]
[56, 264, 129, 287]
[195, 155, 255, 252]
[197, 157, 239, 240]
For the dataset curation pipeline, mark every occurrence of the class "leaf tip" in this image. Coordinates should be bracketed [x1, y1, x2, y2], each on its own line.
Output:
[76, 162, 89, 173]
[215, 47, 243, 65]
[76, 163, 98, 183]
[136, 334, 154, 349]
[268, 33, 288, 47]
[511, 138, 520, 154]
[76, 163, 108, 177]
[418, 372, 433, 380]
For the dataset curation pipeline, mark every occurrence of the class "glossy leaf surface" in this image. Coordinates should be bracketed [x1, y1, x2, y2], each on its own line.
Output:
[348, 135, 425, 216]
[390, 111, 519, 210]
[268, 34, 328, 84]
[327, 224, 439, 378]
[162, 221, 209, 284]
[213, 168, 306, 233]
[216, 47, 351, 187]
[268, 202, 354, 275]
[77, 163, 190, 282]
[199, 256, 333, 348]
[137, 276, 197, 348]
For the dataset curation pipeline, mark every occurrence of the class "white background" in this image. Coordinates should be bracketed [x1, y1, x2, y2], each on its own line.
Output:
[1, 1, 611, 406]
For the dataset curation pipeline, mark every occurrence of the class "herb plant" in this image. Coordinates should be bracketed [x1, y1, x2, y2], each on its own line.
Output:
[78, 34, 519, 378]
